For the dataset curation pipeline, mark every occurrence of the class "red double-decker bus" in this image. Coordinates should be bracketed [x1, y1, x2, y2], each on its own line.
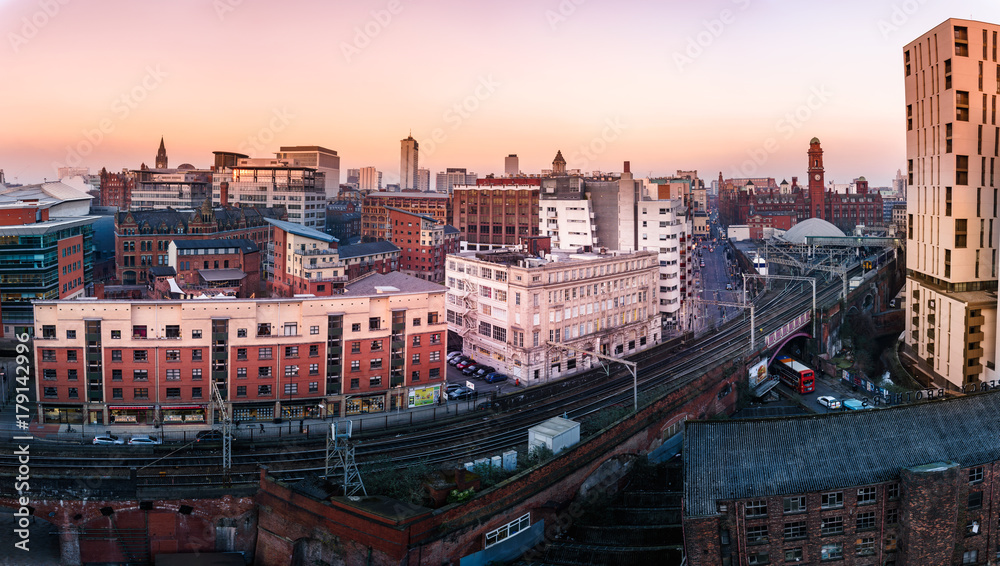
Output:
[774, 357, 815, 394]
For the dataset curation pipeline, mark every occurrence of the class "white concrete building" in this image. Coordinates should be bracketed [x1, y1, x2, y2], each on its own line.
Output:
[446, 249, 661, 384]
[274, 146, 341, 201]
[212, 158, 326, 229]
[540, 200, 598, 251]
[637, 198, 692, 326]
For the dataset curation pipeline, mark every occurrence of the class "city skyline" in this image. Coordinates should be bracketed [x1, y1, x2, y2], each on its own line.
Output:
[2, 0, 999, 186]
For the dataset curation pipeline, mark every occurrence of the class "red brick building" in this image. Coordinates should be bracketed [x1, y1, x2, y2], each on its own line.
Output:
[683, 392, 1000, 566]
[385, 206, 459, 282]
[451, 178, 541, 251]
[361, 191, 451, 240]
[115, 200, 285, 285]
[167, 239, 261, 298]
[99, 167, 135, 209]
[747, 213, 797, 239]
[32, 272, 449, 426]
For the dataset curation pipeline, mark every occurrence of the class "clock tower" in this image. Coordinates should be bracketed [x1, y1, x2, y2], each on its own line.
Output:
[807, 137, 825, 220]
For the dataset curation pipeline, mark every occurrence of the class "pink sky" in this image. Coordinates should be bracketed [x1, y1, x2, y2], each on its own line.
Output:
[2, 0, 999, 186]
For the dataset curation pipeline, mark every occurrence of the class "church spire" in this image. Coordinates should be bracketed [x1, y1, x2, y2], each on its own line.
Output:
[155, 136, 168, 169]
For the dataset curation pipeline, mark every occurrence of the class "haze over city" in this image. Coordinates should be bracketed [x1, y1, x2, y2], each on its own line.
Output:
[2, 0, 999, 185]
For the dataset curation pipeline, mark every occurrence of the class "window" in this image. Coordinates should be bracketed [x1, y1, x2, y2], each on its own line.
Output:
[237, 367, 247, 378]
[165, 325, 180, 338]
[967, 519, 981, 536]
[369, 375, 382, 387]
[820, 543, 842, 561]
[370, 359, 383, 370]
[783, 496, 806, 514]
[956, 218, 968, 248]
[783, 521, 807, 540]
[856, 537, 875, 556]
[166, 369, 180, 381]
[412, 353, 421, 365]
[746, 500, 767, 517]
[258, 385, 272, 396]
[412, 317, 421, 327]
[970, 491, 984, 509]
[821, 516, 843, 536]
[283, 323, 297, 336]
[886, 508, 899, 525]
[412, 336, 421, 347]
[284, 365, 299, 377]
[428, 312, 439, 324]
[857, 511, 876, 531]
[885, 533, 897, 551]
[110, 329, 121, 339]
[257, 323, 272, 336]
[112, 369, 122, 381]
[350, 378, 359, 389]
[236, 386, 246, 397]
[748, 552, 769, 565]
[237, 348, 247, 360]
[132, 325, 147, 339]
[166, 388, 181, 399]
[192, 329, 202, 339]
[310, 325, 319, 335]
[192, 368, 202, 380]
[429, 351, 440, 362]
[133, 369, 148, 381]
[369, 317, 380, 331]
[66, 350, 78, 362]
[963, 550, 977, 564]
[858, 486, 876, 505]
[821, 491, 843, 509]
[350, 360, 360, 372]
[351, 342, 361, 354]
[112, 388, 123, 399]
[258, 367, 272, 378]
[309, 345, 319, 357]
[352, 323, 361, 332]
[110, 350, 122, 362]
[165, 349, 180, 361]
[42, 369, 56, 380]
[237, 328, 247, 338]
[134, 388, 149, 400]
[42, 387, 57, 398]
[887, 483, 900, 499]
[484, 513, 530, 549]
[431, 333, 441, 344]
[285, 346, 299, 358]
[309, 382, 318, 393]
[66, 330, 76, 339]
[284, 383, 298, 395]
[371, 340, 383, 352]
[259, 347, 273, 360]
[133, 350, 148, 362]
[429, 367, 440, 379]
[784, 548, 802, 562]
[970, 466, 984, 483]
[67, 387, 78, 399]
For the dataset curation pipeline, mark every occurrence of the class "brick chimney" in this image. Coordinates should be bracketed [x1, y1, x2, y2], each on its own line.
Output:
[623, 161, 630, 174]
[220, 181, 229, 207]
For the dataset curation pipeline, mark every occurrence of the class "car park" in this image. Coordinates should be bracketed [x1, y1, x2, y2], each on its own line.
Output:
[484, 372, 508, 384]
[817, 396, 842, 410]
[128, 435, 162, 446]
[92, 435, 125, 445]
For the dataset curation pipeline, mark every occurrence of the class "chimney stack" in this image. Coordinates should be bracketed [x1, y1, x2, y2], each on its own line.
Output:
[623, 161, 630, 174]
[220, 182, 229, 207]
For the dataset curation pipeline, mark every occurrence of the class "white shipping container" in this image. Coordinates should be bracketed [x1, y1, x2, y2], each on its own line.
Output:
[528, 416, 581, 455]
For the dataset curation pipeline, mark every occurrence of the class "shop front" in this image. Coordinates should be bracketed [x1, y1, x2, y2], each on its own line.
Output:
[345, 395, 385, 415]
[161, 405, 207, 425]
[280, 402, 323, 420]
[42, 405, 83, 425]
[88, 409, 104, 425]
[408, 385, 441, 408]
[109, 405, 155, 425]
[231, 403, 275, 423]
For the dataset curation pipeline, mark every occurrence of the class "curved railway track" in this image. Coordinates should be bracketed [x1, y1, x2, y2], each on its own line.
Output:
[0, 278, 844, 489]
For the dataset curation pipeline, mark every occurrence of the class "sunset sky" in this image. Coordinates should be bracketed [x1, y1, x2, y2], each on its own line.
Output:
[2, 0, 999, 186]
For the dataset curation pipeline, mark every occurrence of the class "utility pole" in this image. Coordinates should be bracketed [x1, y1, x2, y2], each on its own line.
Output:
[546, 342, 638, 411]
[212, 384, 232, 486]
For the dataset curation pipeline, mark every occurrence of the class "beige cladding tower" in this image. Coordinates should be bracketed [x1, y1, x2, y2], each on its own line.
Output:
[400, 134, 419, 191]
[903, 18, 1000, 391]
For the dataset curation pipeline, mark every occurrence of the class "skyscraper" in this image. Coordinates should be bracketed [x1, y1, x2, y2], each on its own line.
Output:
[902, 18, 1000, 391]
[505, 154, 519, 176]
[400, 134, 418, 191]
[358, 167, 382, 192]
[274, 146, 341, 201]
[416, 168, 431, 192]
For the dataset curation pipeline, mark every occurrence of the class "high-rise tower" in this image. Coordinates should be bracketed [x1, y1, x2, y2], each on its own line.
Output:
[903, 18, 1000, 391]
[400, 134, 419, 191]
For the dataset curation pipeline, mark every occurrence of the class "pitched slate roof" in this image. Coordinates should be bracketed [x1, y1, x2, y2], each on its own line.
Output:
[342, 271, 446, 296]
[172, 238, 258, 253]
[337, 240, 399, 259]
[444, 224, 460, 235]
[683, 391, 1000, 517]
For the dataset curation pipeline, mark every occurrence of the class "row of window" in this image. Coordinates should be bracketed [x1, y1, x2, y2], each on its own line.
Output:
[745, 485, 898, 517]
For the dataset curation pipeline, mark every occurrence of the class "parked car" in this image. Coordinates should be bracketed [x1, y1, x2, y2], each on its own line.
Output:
[195, 430, 234, 442]
[473, 366, 496, 378]
[842, 398, 870, 410]
[462, 364, 483, 376]
[449, 387, 476, 400]
[817, 396, 842, 410]
[128, 435, 162, 446]
[447, 351, 464, 360]
[484, 372, 509, 384]
[448, 356, 467, 366]
[92, 435, 124, 445]
[455, 359, 475, 370]
[445, 382, 464, 393]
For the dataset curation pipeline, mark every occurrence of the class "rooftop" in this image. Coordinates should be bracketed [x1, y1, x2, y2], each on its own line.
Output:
[337, 240, 400, 259]
[265, 217, 337, 243]
[383, 206, 438, 224]
[172, 238, 258, 253]
[342, 271, 446, 296]
[366, 191, 450, 199]
[0, 179, 94, 207]
[780, 217, 846, 244]
[684, 391, 1000, 517]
